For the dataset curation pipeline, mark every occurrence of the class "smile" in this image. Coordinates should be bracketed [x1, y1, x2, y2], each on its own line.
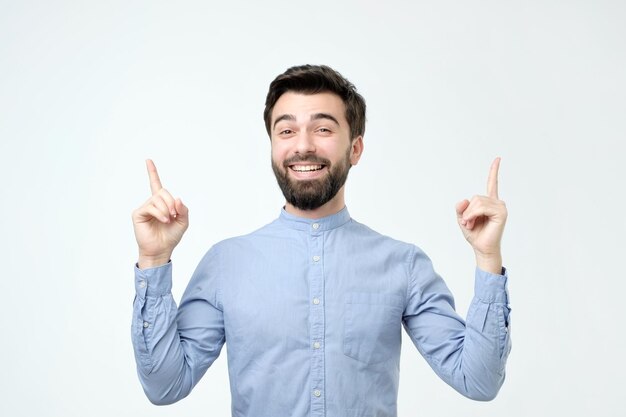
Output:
[290, 165, 325, 172]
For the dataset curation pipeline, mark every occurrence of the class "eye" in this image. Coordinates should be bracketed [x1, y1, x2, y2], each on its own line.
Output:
[279, 129, 294, 135]
[316, 127, 332, 134]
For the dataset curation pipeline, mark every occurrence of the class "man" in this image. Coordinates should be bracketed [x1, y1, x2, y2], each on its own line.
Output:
[131, 65, 511, 417]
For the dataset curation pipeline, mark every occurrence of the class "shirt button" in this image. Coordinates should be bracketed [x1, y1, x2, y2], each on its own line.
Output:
[313, 341, 321, 349]
[313, 255, 321, 262]
[139, 280, 146, 288]
[312, 223, 320, 230]
[313, 298, 320, 305]
[313, 389, 321, 397]
[143, 321, 149, 328]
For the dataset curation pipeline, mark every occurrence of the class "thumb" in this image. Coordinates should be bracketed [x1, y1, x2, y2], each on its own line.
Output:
[175, 198, 189, 220]
[456, 199, 470, 228]
[455, 199, 469, 217]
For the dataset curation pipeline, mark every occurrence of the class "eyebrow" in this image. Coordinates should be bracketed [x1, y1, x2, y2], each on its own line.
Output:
[311, 113, 340, 127]
[273, 114, 296, 130]
[273, 113, 341, 130]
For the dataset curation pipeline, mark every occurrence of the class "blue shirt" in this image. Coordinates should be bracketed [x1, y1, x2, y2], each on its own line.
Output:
[132, 207, 511, 416]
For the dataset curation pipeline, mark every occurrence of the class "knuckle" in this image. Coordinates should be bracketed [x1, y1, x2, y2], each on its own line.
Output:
[148, 198, 160, 209]
[155, 195, 169, 207]
[159, 190, 175, 205]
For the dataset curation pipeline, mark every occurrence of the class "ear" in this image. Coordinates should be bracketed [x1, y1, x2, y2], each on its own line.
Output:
[349, 136, 364, 166]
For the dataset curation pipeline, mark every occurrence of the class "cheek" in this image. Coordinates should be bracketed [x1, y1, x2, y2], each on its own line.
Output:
[271, 146, 287, 167]
[326, 144, 350, 164]
[271, 140, 292, 160]
[271, 147, 282, 162]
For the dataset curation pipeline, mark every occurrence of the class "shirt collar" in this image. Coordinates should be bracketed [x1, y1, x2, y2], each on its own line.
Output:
[278, 206, 352, 232]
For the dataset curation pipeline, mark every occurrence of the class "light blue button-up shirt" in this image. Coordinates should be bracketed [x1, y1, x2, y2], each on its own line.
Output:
[132, 207, 511, 416]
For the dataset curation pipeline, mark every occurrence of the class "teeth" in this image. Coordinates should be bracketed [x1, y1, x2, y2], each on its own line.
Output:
[291, 165, 323, 172]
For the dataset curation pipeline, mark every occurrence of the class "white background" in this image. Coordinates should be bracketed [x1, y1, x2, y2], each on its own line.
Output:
[1, 1, 625, 416]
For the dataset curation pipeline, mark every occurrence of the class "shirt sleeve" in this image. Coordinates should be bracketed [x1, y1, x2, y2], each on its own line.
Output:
[402, 246, 511, 401]
[131, 248, 225, 405]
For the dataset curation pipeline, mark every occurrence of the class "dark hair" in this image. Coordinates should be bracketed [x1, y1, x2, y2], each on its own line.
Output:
[263, 65, 366, 139]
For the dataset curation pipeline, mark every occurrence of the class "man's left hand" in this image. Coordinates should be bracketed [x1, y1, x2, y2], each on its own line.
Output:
[455, 157, 508, 274]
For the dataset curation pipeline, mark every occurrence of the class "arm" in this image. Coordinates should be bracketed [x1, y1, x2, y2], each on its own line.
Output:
[403, 158, 511, 400]
[130, 160, 224, 404]
[403, 249, 510, 401]
[131, 251, 225, 405]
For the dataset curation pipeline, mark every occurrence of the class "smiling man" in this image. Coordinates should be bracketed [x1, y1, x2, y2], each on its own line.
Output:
[131, 65, 511, 417]
[270, 90, 362, 215]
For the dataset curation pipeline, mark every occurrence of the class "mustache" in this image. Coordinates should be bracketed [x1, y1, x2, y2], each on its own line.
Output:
[283, 155, 331, 168]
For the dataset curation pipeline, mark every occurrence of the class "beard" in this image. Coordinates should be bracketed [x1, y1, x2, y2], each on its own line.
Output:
[272, 148, 352, 211]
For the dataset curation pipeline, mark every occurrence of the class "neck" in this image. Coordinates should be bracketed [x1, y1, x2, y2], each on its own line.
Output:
[284, 187, 346, 219]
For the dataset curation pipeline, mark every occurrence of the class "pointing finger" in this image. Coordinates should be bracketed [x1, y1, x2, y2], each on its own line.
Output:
[487, 157, 501, 199]
[146, 159, 163, 195]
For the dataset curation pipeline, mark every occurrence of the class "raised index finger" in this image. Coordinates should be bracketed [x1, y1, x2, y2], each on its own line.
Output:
[487, 157, 501, 199]
[146, 159, 163, 195]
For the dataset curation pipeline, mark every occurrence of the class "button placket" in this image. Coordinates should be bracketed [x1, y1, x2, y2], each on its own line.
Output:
[309, 226, 325, 417]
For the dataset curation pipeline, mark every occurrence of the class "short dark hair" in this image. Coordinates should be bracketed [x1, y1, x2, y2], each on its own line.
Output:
[263, 65, 366, 140]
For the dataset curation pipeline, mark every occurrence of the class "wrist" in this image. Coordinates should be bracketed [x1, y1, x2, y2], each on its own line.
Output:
[137, 253, 171, 269]
[475, 252, 503, 275]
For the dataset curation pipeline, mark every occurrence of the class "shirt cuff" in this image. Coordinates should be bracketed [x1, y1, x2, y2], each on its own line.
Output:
[474, 266, 509, 304]
[134, 260, 173, 298]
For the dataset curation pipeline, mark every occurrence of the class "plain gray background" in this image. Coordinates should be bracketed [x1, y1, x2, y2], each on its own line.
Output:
[1, 1, 625, 416]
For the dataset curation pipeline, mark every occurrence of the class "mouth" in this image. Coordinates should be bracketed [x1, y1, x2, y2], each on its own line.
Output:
[286, 162, 328, 179]
[289, 164, 326, 173]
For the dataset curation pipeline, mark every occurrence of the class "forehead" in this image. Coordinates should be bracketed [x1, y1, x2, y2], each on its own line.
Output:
[272, 92, 346, 123]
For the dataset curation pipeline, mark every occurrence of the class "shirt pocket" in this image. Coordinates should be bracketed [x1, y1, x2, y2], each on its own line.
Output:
[343, 292, 403, 364]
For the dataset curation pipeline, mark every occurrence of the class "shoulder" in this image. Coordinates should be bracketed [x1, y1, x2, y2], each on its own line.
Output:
[205, 217, 285, 256]
[345, 218, 422, 263]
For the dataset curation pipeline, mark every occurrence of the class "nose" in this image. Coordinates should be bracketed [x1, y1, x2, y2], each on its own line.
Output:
[294, 131, 316, 155]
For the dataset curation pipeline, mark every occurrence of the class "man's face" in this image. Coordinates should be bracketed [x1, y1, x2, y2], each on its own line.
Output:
[270, 92, 362, 211]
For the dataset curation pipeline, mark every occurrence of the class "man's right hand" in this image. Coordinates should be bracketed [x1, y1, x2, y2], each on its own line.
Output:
[132, 159, 189, 269]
